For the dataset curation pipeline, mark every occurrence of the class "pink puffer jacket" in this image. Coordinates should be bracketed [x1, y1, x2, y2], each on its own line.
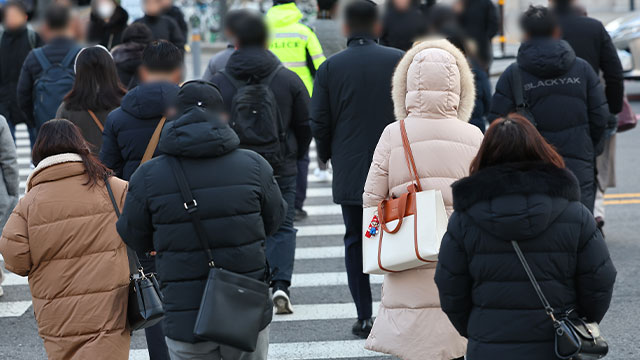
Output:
[363, 39, 483, 360]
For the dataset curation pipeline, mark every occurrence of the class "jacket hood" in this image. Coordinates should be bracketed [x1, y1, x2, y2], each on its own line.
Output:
[266, 3, 303, 27]
[121, 82, 179, 119]
[392, 38, 476, 122]
[158, 107, 239, 158]
[452, 162, 581, 241]
[517, 39, 576, 79]
[27, 153, 84, 191]
[226, 47, 281, 81]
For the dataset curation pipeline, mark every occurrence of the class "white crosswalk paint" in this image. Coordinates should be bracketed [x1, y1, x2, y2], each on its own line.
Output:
[269, 340, 382, 359]
[302, 204, 341, 216]
[306, 187, 332, 197]
[295, 246, 343, 259]
[297, 224, 344, 237]
[0, 301, 32, 317]
[292, 272, 383, 288]
[273, 302, 381, 322]
[2, 271, 28, 286]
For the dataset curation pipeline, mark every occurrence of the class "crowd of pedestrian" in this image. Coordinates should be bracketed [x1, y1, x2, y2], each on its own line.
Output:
[0, 0, 625, 359]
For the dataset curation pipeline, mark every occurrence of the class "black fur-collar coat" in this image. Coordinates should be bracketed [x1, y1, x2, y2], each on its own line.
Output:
[434, 162, 616, 360]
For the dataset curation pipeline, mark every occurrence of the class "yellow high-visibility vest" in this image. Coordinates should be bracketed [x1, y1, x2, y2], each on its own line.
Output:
[266, 3, 326, 96]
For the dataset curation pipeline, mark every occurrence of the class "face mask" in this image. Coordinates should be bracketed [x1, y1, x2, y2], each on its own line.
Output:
[96, 2, 116, 19]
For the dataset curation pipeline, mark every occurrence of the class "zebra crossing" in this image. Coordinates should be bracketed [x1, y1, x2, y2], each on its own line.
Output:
[0, 124, 391, 359]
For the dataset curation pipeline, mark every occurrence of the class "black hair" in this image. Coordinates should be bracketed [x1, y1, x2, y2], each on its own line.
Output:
[520, 5, 558, 38]
[44, 4, 71, 31]
[122, 22, 154, 44]
[234, 12, 268, 48]
[224, 9, 250, 35]
[3, 0, 28, 16]
[317, 0, 338, 11]
[345, 0, 379, 33]
[64, 47, 126, 112]
[142, 40, 184, 72]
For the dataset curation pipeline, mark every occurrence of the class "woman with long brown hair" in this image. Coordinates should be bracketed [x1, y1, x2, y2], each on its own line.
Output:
[0, 119, 131, 360]
[435, 114, 617, 360]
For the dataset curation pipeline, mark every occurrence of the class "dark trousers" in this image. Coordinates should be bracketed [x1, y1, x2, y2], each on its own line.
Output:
[8, 121, 37, 150]
[341, 205, 372, 320]
[140, 255, 171, 360]
[295, 152, 310, 210]
[266, 175, 297, 284]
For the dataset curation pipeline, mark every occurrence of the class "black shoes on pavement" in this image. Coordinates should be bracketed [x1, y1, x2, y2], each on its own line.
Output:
[272, 281, 294, 315]
[352, 318, 374, 339]
[294, 208, 308, 222]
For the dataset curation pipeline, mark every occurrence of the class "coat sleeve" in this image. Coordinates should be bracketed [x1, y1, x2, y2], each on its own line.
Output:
[575, 206, 616, 323]
[584, 63, 609, 155]
[0, 117, 19, 197]
[256, 154, 286, 236]
[169, 19, 186, 51]
[100, 112, 125, 178]
[363, 126, 392, 208]
[202, 57, 217, 82]
[434, 212, 472, 337]
[485, 1, 499, 39]
[310, 63, 332, 163]
[0, 200, 31, 276]
[289, 72, 312, 160]
[488, 65, 516, 123]
[116, 165, 154, 254]
[598, 23, 624, 115]
[16, 52, 36, 127]
[305, 27, 326, 71]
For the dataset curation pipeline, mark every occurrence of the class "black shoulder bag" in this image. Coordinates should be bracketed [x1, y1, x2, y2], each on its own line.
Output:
[511, 64, 538, 127]
[168, 157, 270, 352]
[512, 241, 608, 360]
[105, 177, 165, 331]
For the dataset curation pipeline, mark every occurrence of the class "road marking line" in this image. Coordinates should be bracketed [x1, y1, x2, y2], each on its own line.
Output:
[295, 246, 343, 260]
[1, 271, 28, 286]
[303, 204, 341, 216]
[273, 302, 380, 322]
[604, 199, 640, 205]
[291, 272, 383, 288]
[306, 187, 332, 197]
[0, 301, 32, 317]
[604, 193, 640, 199]
[268, 340, 384, 359]
[297, 224, 344, 237]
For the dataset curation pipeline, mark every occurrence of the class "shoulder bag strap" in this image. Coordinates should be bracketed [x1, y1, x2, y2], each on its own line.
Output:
[399, 119, 423, 192]
[141, 116, 167, 165]
[220, 69, 246, 90]
[512, 64, 527, 110]
[262, 65, 284, 86]
[167, 157, 216, 268]
[105, 176, 143, 275]
[88, 110, 104, 132]
[61, 46, 80, 68]
[511, 240, 556, 321]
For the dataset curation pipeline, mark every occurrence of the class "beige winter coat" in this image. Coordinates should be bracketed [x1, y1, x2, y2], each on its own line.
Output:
[0, 153, 130, 360]
[363, 39, 483, 360]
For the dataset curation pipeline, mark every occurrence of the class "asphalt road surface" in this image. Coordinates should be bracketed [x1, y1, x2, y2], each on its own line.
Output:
[1, 95, 640, 360]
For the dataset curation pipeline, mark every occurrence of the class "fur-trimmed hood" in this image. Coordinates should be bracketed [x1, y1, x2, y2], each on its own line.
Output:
[27, 153, 84, 192]
[452, 162, 581, 240]
[391, 38, 476, 122]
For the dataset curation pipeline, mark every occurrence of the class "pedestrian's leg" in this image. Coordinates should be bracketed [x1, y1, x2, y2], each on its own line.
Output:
[165, 337, 221, 360]
[341, 205, 373, 334]
[295, 152, 310, 219]
[145, 323, 171, 360]
[221, 326, 270, 360]
[267, 175, 297, 313]
[7, 121, 16, 142]
[27, 126, 37, 150]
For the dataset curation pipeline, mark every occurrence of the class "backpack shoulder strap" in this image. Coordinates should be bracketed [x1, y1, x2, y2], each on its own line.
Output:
[220, 69, 246, 90]
[262, 65, 284, 86]
[33, 48, 52, 71]
[511, 63, 526, 109]
[141, 116, 167, 165]
[27, 29, 36, 49]
[88, 110, 104, 132]
[61, 46, 80, 68]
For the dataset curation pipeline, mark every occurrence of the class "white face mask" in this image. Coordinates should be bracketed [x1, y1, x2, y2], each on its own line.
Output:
[96, 2, 116, 19]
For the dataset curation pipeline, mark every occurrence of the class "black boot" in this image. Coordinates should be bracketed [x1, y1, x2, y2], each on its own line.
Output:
[352, 318, 373, 339]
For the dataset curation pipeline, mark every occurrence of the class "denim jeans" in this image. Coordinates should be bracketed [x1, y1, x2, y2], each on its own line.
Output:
[295, 153, 310, 210]
[266, 175, 297, 284]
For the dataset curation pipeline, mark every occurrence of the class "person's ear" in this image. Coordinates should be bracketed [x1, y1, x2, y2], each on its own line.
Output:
[139, 66, 149, 83]
[552, 26, 562, 39]
[171, 68, 183, 84]
[342, 23, 349, 37]
[372, 21, 382, 38]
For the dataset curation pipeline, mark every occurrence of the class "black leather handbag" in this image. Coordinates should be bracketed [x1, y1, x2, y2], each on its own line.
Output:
[512, 241, 608, 360]
[168, 157, 270, 352]
[106, 177, 165, 331]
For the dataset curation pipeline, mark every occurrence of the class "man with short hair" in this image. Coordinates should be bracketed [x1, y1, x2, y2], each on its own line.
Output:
[0, 0, 43, 144]
[310, 0, 347, 58]
[311, 0, 403, 338]
[490, 5, 609, 212]
[17, 4, 78, 141]
[202, 10, 249, 81]
[100, 40, 182, 360]
[134, 0, 185, 51]
[209, 12, 311, 315]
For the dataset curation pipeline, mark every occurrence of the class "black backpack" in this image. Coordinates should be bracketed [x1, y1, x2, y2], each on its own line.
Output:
[221, 66, 286, 169]
[510, 63, 537, 127]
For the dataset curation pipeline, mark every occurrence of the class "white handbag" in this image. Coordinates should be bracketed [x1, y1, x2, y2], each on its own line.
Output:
[362, 120, 448, 275]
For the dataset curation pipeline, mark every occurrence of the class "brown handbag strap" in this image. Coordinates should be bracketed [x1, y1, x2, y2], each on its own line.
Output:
[87, 110, 104, 132]
[400, 120, 423, 192]
[141, 117, 167, 165]
[378, 193, 408, 234]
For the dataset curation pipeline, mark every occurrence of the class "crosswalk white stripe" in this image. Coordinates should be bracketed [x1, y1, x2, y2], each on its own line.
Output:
[129, 350, 149, 360]
[269, 340, 384, 359]
[291, 272, 383, 288]
[297, 224, 344, 237]
[306, 187, 332, 197]
[273, 302, 380, 322]
[0, 301, 32, 317]
[16, 139, 30, 147]
[302, 204, 341, 216]
[295, 246, 342, 259]
[1, 271, 28, 286]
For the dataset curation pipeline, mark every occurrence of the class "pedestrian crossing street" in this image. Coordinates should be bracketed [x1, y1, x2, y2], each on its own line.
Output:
[0, 124, 392, 360]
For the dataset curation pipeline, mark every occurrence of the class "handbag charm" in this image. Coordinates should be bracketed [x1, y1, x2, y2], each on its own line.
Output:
[365, 215, 380, 238]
